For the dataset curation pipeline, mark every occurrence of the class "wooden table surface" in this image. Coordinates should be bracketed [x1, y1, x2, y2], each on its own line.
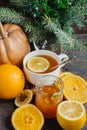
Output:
[0, 51, 87, 130]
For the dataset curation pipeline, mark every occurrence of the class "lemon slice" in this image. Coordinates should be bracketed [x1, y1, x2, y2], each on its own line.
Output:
[26, 56, 50, 73]
[14, 89, 33, 107]
[56, 100, 86, 130]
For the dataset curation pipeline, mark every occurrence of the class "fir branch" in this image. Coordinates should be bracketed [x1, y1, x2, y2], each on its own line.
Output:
[63, 1, 87, 33]
[72, 39, 86, 52]
[0, 0, 86, 51]
[10, 0, 29, 8]
[42, 15, 86, 51]
[29, 28, 45, 43]
[67, 4, 85, 26]
[79, 0, 87, 15]
[59, 38, 86, 52]
[55, 29, 73, 45]
[0, 7, 45, 43]
[43, 16, 73, 46]
[0, 7, 29, 25]
[25, 23, 45, 43]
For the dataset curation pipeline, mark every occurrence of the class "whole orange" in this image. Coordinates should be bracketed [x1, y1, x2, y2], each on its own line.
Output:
[0, 64, 25, 99]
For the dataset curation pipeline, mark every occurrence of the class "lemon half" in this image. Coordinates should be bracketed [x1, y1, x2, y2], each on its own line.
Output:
[57, 100, 86, 130]
[26, 56, 50, 73]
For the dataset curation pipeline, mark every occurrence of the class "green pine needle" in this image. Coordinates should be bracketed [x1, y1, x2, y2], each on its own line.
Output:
[10, 0, 29, 8]
[0, 7, 28, 25]
[0, 0, 86, 51]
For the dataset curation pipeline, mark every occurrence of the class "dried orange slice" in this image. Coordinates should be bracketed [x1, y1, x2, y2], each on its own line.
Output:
[26, 56, 50, 73]
[14, 89, 33, 107]
[56, 100, 86, 130]
[11, 104, 44, 130]
[62, 74, 87, 104]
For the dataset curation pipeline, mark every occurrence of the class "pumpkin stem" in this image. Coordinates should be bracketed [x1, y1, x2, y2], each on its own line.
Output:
[0, 22, 8, 39]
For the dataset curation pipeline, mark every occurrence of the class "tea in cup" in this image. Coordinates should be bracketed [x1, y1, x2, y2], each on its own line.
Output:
[23, 50, 69, 85]
[35, 75, 64, 118]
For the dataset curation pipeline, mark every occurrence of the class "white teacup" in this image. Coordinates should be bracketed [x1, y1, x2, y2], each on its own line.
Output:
[23, 50, 69, 85]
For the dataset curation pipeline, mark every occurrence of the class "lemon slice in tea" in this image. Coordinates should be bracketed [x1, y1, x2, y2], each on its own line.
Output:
[14, 89, 33, 107]
[26, 56, 50, 73]
[56, 100, 86, 130]
[11, 104, 44, 130]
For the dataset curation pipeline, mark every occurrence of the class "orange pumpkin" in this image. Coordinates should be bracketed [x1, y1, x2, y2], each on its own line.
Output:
[0, 22, 30, 67]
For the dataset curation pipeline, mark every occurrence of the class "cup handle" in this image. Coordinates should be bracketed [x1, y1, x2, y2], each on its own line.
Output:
[58, 53, 69, 67]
